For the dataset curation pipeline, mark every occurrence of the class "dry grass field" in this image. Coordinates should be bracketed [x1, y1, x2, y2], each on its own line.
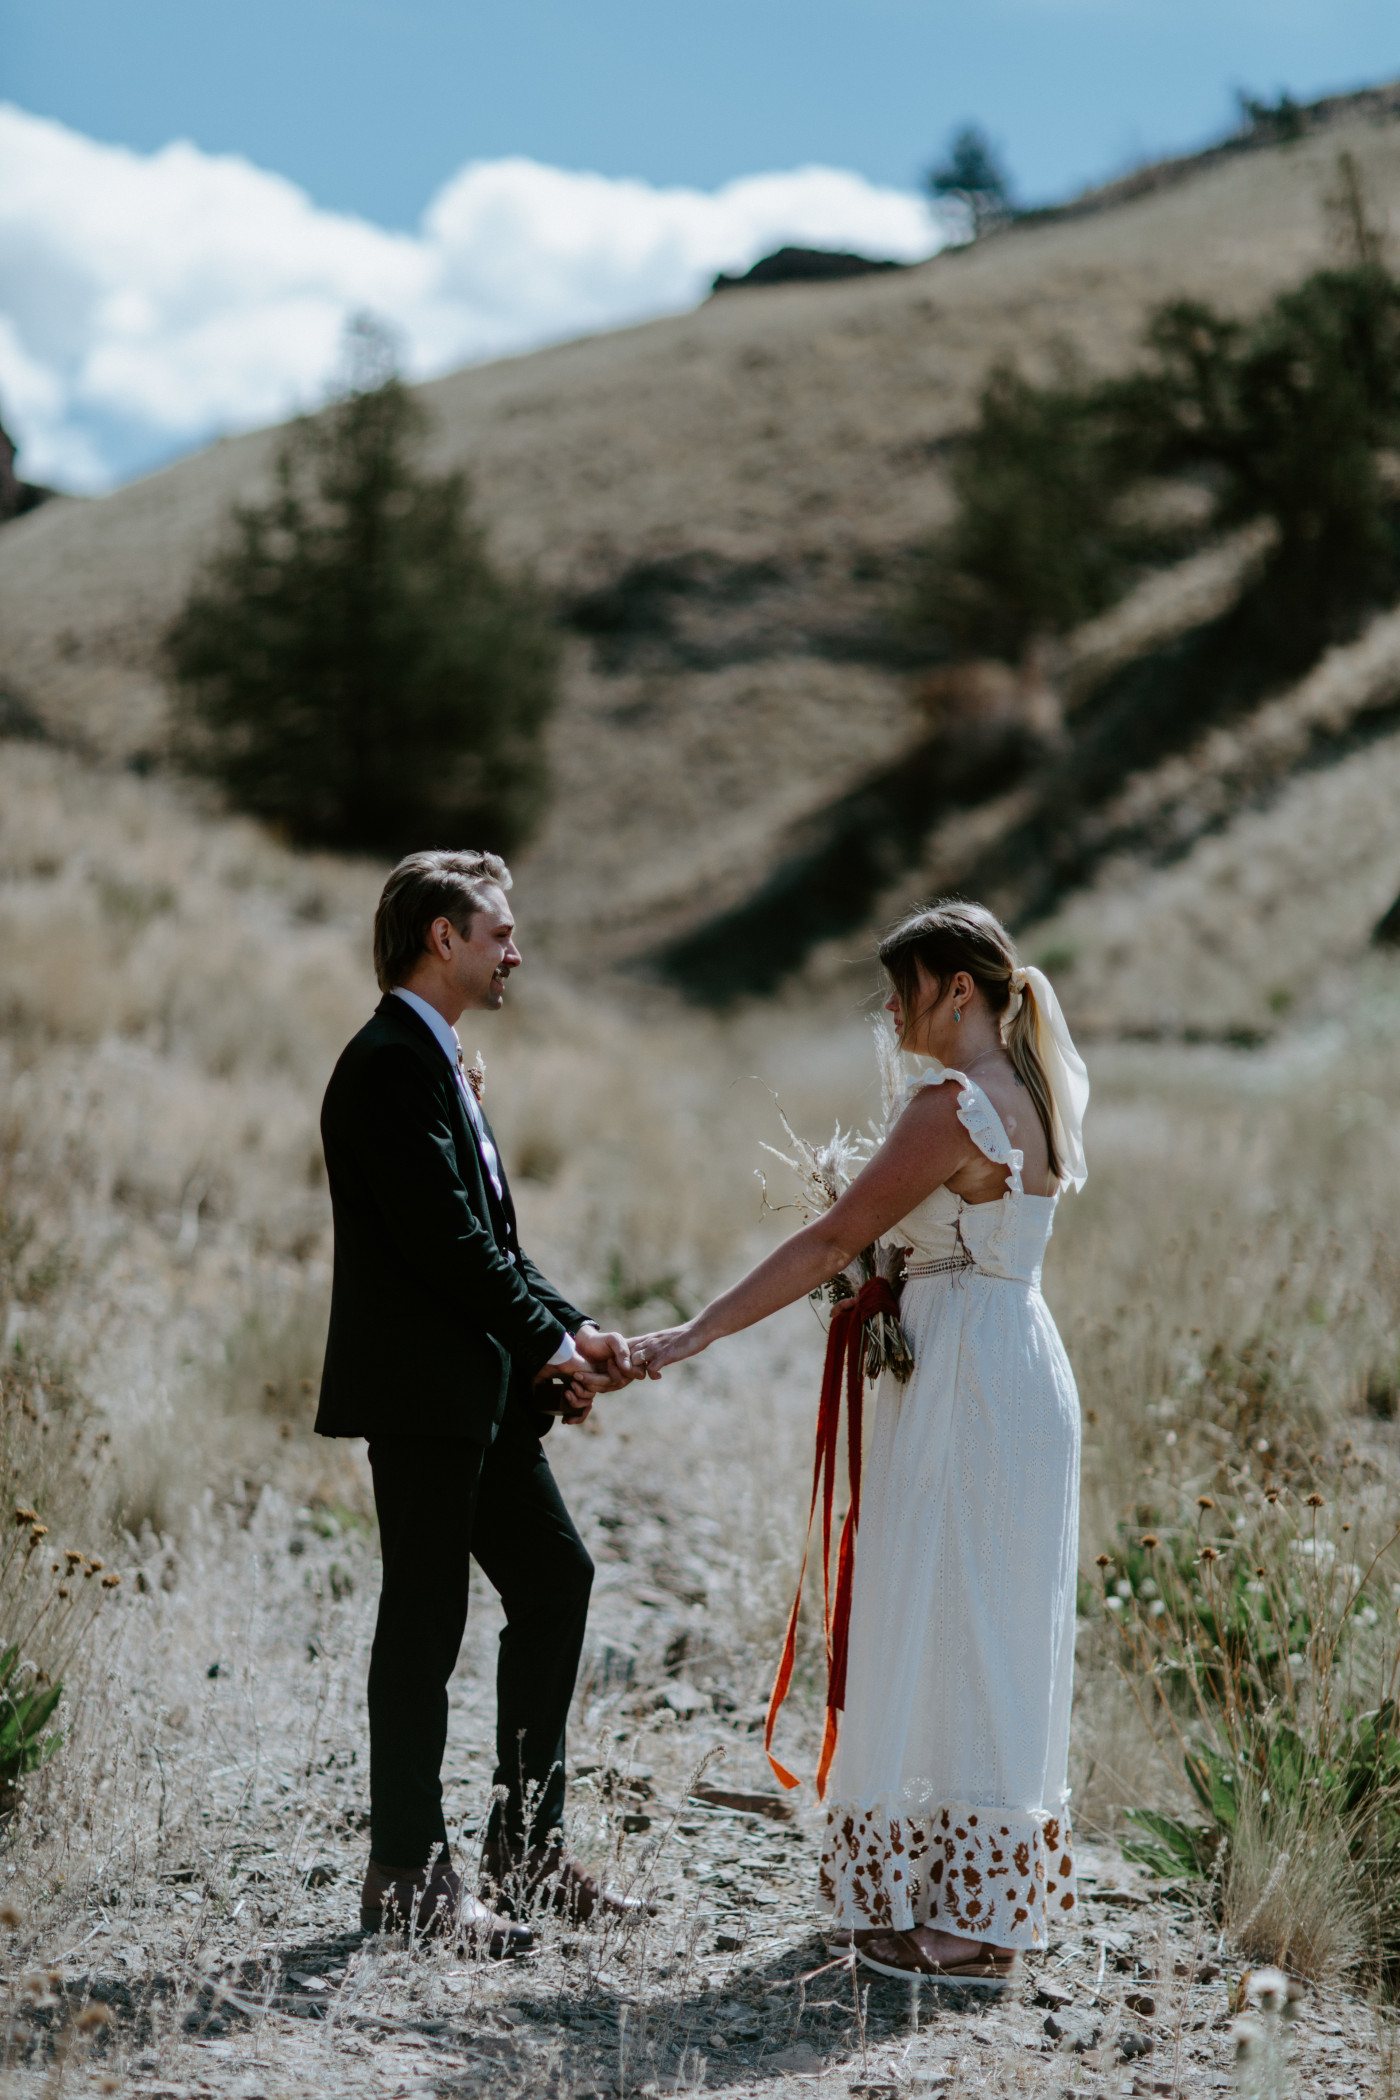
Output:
[0, 741, 1399, 2094]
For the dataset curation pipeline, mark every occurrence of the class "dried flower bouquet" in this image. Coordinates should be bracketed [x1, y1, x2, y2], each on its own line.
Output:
[757, 1022, 914, 1383]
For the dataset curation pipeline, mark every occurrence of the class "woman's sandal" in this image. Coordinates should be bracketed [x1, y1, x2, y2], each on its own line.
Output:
[856, 1930, 1017, 1988]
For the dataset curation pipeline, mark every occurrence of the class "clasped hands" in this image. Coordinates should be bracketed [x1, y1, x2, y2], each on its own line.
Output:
[531, 1321, 639, 1425]
[533, 1316, 700, 1424]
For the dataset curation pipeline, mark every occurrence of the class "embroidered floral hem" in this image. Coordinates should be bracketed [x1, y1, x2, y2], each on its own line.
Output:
[818, 1800, 1076, 1948]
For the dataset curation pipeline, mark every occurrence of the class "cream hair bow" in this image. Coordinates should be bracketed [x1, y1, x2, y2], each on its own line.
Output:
[1014, 964, 1089, 1191]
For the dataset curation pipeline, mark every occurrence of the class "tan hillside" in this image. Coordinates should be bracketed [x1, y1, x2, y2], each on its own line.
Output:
[5, 95, 1400, 982]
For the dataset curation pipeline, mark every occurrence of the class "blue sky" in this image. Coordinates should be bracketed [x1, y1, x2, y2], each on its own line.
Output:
[2, 0, 1398, 490]
[7, 0, 1399, 224]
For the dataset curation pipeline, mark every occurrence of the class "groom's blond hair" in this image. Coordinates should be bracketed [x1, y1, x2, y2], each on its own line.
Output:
[373, 848, 512, 991]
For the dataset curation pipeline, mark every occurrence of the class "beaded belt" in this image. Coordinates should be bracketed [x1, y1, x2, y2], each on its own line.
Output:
[904, 1253, 976, 1278]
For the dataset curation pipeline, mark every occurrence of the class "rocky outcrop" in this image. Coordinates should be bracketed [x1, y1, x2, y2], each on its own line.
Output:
[710, 246, 906, 293]
[0, 417, 54, 524]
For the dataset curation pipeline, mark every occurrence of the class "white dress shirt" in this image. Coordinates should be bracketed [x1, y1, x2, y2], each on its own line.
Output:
[390, 987, 582, 1374]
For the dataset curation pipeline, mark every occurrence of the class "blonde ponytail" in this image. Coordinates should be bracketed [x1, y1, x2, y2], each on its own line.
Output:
[1003, 982, 1062, 1186]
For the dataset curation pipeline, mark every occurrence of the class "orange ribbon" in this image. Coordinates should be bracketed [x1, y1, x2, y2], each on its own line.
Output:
[764, 1275, 899, 1799]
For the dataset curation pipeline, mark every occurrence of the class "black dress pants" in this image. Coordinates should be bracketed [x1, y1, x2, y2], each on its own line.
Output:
[365, 1404, 594, 1870]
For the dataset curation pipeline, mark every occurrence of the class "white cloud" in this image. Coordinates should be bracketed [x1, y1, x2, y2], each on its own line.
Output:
[0, 104, 941, 492]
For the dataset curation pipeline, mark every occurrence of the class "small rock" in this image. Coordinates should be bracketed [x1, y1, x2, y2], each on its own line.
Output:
[183, 2010, 226, 2034]
[301, 1862, 337, 1889]
[714, 1930, 744, 1952]
[1118, 2030, 1153, 2061]
[660, 1680, 708, 1716]
[1034, 1978, 1074, 2009]
[1043, 2010, 1101, 2051]
[1125, 1991, 1157, 2017]
[691, 1784, 795, 1822]
[622, 1813, 652, 1834]
[605, 1761, 654, 1799]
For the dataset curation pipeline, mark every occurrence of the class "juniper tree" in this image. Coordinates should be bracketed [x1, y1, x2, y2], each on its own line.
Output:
[918, 360, 1133, 660]
[1111, 262, 1400, 618]
[915, 256, 1400, 662]
[926, 126, 1013, 241]
[167, 325, 557, 855]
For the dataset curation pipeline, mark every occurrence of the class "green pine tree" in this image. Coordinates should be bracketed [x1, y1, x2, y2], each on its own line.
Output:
[926, 125, 1013, 240]
[914, 247, 1400, 663]
[167, 323, 558, 855]
[917, 361, 1134, 659]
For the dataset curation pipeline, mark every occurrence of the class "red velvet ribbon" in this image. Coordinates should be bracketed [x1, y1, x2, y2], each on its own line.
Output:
[764, 1275, 899, 1799]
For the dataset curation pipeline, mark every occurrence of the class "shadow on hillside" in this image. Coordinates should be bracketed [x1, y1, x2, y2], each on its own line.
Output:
[654, 545, 1400, 1003]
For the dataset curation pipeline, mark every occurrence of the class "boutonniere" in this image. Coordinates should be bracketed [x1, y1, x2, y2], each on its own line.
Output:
[466, 1052, 486, 1104]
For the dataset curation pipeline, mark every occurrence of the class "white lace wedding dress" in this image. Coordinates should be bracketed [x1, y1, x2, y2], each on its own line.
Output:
[818, 1068, 1081, 1949]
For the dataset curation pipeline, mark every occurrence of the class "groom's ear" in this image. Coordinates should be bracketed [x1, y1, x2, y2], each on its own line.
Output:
[424, 915, 456, 961]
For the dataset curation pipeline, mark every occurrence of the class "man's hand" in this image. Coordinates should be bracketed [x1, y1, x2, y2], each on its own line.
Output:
[529, 1323, 634, 1428]
[532, 1357, 610, 1426]
[556, 1376, 599, 1425]
[573, 1324, 636, 1391]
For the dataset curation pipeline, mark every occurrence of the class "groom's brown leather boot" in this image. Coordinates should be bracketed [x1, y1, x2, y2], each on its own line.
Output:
[480, 1837, 657, 1923]
[360, 1856, 534, 1956]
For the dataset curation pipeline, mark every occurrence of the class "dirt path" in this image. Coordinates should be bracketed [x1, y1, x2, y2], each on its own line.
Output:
[0, 1467, 1383, 2099]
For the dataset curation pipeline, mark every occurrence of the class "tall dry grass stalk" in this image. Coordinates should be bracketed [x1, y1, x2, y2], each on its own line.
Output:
[1223, 1777, 1369, 1980]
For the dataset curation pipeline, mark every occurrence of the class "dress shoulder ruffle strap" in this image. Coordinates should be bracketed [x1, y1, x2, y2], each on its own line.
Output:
[907, 1069, 1024, 1196]
[953, 1080, 1024, 1198]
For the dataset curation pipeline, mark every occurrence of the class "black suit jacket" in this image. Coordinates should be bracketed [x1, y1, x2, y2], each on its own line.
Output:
[315, 995, 589, 1444]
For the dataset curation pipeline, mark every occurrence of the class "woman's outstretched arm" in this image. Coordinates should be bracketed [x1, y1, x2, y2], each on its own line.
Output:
[631, 1082, 975, 1375]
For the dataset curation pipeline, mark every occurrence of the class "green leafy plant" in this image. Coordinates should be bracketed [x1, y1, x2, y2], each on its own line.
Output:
[167, 318, 559, 856]
[0, 1644, 63, 1797]
[1098, 1481, 1400, 1980]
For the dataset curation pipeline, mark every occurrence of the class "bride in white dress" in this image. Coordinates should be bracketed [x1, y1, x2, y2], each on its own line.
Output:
[630, 900, 1087, 1984]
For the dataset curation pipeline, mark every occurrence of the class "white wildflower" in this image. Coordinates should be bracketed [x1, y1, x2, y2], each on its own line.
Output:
[1244, 1968, 1289, 2016]
[1231, 2015, 1265, 2059]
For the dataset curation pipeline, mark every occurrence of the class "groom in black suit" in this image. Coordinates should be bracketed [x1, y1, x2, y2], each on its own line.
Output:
[316, 848, 636, 1950]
